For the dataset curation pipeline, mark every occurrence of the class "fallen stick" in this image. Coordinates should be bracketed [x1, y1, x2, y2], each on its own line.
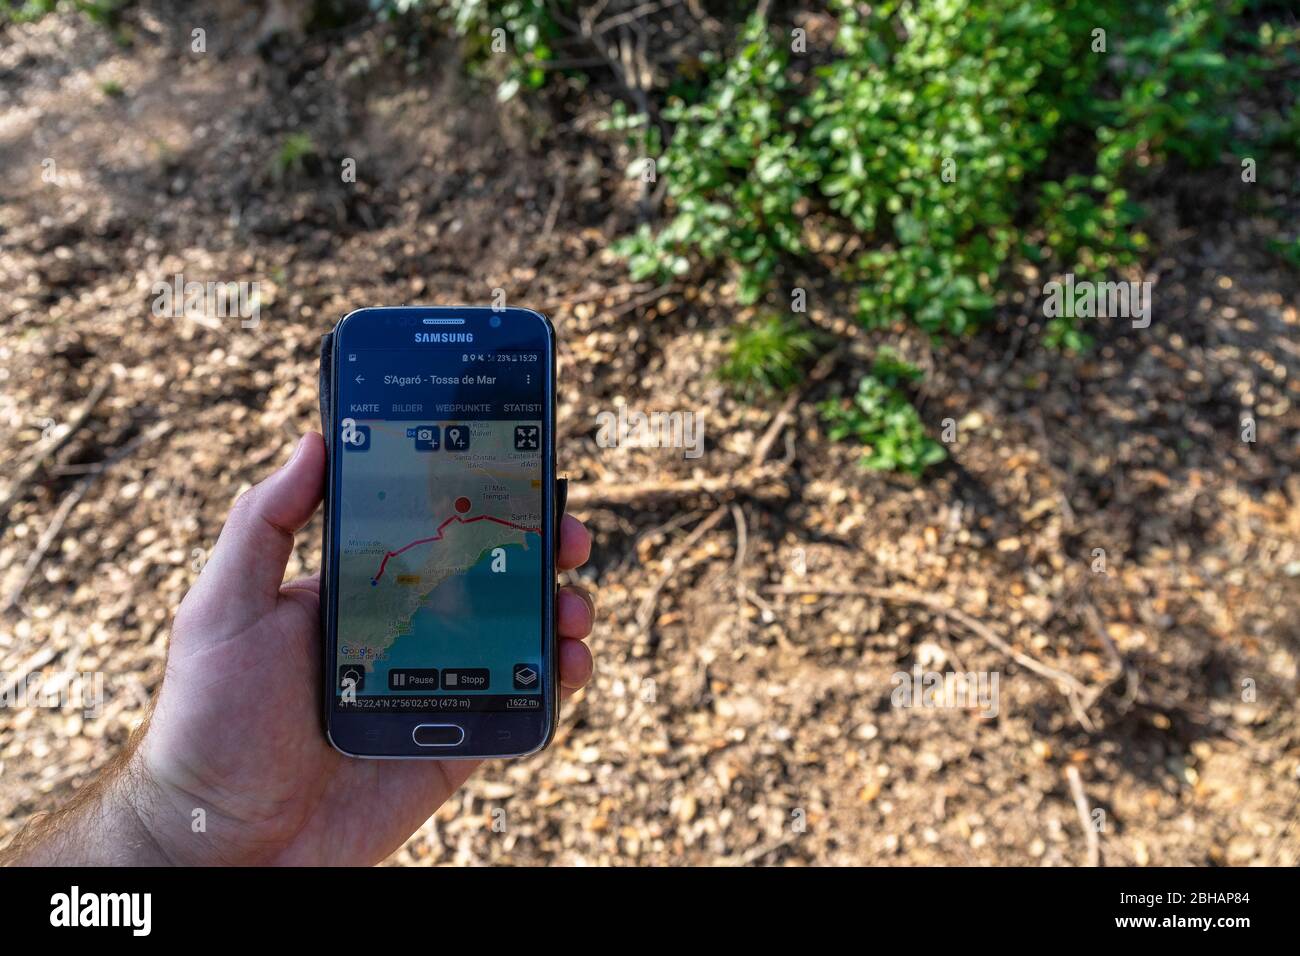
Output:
[565, 465, 789, 508]
[1079, 599, 1140, 713]
[568, 346, 836, 509]
[1065, 765, 1102, 867]
[0, 471, 98, 615]
[541, 281, 656, 313]
[541, 175, 565, 239]
[0, 645, 59, 700]
[761, 583, 1096, 730]
[750, 348, 843, 468]
[0, 421, 172, 616]
[728, 831, 799, 867]
[729, 502, 749, 620]
[600, 282, 674, 320]
[0, 376, 112, 526]
[636, 505, 729, 633]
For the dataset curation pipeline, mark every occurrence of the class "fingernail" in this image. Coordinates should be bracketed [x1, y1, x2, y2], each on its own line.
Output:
[284, 435, 306, 468]
[576, 586, 596, 619]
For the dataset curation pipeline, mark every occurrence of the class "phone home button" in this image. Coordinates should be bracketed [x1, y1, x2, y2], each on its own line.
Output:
[412, 724, 465, 747]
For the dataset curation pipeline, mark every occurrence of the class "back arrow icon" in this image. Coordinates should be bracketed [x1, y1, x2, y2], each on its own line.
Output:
[355, 375, 364, 383]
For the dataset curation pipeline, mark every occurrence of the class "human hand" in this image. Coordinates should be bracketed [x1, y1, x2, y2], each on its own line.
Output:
[6, 432, 595, 866]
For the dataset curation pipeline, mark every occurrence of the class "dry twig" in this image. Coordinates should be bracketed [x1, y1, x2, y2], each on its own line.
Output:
[1065, 765, 1102, 867]
[750, 349, 842, 467]
[565, 465, 789, 508]
[0, 376, 113, 528]
[635, 505, 729, 635]
[571, 348, 838, 508]
[762, 583, 1097, 730]
[1, 422, 172, 616]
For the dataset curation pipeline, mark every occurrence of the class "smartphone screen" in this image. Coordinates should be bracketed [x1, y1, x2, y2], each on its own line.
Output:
[323, 307, 556, 756]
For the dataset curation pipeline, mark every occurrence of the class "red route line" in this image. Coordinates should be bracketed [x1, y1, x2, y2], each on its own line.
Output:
[372, 513, 540, 582]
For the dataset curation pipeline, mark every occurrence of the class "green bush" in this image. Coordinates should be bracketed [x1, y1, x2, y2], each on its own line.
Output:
[1, 0, 129, 26]
[371, 0, 560, 99]
[1096, 0, 1250, 175]
[272, 132, 319, 181]
[615, 18, 817, 304]
[820, 350, 947, 476]
[357, 1, 1295, 475]
[0, 0, 58, 22]
[606, 0, 1290, 473]
[618, 0, 1275, 332]
[806, 0, 1076, 335]
[718, 314, 819, 398]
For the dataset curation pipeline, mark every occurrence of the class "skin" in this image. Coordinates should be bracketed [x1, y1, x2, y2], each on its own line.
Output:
[1, 432, 596, 866]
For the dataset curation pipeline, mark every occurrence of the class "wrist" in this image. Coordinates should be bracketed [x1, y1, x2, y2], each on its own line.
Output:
[104, 752, 183, 865]
[2, 750, 174, 866]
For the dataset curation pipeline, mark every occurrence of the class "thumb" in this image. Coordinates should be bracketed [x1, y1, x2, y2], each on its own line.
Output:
[188, 432, 325, 622]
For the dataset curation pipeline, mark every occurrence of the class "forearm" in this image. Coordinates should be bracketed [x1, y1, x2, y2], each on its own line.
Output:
[0, 751, 173, 867]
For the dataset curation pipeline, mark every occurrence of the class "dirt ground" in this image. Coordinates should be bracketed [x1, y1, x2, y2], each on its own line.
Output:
[0, 5, 1296, 865]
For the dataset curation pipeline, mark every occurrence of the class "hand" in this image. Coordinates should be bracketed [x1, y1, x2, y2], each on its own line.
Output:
[5, 432, 595, 866]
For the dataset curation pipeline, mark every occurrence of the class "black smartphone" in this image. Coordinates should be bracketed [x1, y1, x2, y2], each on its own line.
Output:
[319, 306, 559, 758]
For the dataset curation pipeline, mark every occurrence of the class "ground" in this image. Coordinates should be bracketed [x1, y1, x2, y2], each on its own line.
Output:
[0, 5, 1296, 865]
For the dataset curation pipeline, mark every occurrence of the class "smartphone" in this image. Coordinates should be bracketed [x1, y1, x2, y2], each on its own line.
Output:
[319, 306, 558, 758]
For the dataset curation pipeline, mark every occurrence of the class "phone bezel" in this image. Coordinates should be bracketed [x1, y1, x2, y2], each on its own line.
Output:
[320, 305, 558, 759]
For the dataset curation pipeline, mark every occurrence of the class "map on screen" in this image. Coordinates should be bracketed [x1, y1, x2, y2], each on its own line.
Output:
[334, 417, 544, 701]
